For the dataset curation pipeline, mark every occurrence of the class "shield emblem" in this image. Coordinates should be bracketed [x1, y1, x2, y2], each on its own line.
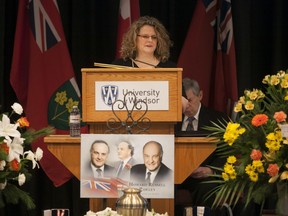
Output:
[101, 85, 118, 106]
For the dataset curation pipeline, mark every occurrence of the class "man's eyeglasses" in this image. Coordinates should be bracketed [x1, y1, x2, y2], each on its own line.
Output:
[137, 34, 157, 41]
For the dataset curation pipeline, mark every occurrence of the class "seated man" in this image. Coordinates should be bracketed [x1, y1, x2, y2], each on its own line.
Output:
[175, 78, 229, 215]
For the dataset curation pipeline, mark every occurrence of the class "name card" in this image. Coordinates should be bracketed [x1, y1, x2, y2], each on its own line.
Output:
[95, 81, 169, 110]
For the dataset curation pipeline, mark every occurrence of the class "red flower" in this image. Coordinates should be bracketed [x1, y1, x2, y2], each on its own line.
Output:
[125, 163, 132, 169]
[273, 111, 287, 123]
[267, 163, 279, 177]
[251, 114, 268, 127]
[0, 142, 9, 154]
[250, 149, 262, 160]
[9, 159, 20, 171]
[17, 117, 30, 127]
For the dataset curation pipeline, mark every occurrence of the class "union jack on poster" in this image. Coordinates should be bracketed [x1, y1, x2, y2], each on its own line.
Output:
[82, 179, 111, 191]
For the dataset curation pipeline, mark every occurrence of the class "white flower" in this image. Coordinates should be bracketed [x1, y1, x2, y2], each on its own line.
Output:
[84, 208, 121, 216]
[84, 211, 97, 216]
[0, 160, 6, 171]
[7, 137, 24, 162]
[24, 150, 37, 168]
[35, 147, 43, 161]
[18, 173, 26, 186]
[0, 114, 21, 138]
[0, 180, 7, 190]
[83, 208, 168, 216]
[23, 148, 43, 169]
[11, 102, 23, 115]
[146, 210, 169, 216]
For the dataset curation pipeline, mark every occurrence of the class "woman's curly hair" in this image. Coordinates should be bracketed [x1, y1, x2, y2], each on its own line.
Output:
[120, 16, 173, 62]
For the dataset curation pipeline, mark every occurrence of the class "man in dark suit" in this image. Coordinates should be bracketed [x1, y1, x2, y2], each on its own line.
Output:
[130, 140, 173, 185]
[175, 78, 229, 215]
[84, 140, 115, 179]
[176, 78, 228, 133]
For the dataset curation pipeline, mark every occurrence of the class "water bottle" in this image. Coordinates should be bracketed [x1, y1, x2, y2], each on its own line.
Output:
[69, 105, 80, 137]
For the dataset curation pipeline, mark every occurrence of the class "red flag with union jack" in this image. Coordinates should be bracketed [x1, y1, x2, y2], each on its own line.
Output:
[177, 0, 238, 114]
[115, 0, 140, 58]
[10, 0, 84, 186]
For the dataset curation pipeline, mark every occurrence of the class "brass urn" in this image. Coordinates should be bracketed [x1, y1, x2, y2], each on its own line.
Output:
[116, 187, 148, 216]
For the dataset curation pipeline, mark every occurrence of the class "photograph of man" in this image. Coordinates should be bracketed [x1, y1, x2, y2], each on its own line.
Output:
[130, 140, 173, 185]
[114, 141, 137, 181]
[85, 140, 115, 179]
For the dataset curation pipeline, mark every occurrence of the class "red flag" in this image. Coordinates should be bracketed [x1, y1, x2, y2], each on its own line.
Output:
[10, 0, 84, 186]
[115, 0, 140, 58]
[177, 0, 238, 114]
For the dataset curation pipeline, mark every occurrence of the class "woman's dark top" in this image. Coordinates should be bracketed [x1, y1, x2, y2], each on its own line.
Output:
[112, 58, 177, 68]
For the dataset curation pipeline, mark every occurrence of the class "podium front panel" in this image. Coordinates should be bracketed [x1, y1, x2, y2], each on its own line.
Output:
[81, 68, 182, 123]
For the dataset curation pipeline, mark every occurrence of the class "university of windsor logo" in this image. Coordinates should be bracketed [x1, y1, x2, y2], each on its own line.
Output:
[101, 85, 119, 106]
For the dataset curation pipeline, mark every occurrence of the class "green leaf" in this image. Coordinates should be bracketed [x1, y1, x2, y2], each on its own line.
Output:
[2, 184, 35, 209]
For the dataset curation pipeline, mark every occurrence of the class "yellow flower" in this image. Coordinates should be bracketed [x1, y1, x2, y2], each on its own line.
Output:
[249, 172, 258, 182]
[252, 160, 263, 168]
[245, 164, 255, 175]
[281, 79, 288, 88]
[280, 171, 288, 180]
[239, 96, 245, 104]
[257, 90, 265, 99]
[234, 102, 242, 112]
[252, 160, 265, 173]
[257, 166, 265, 173]
[285, 92, 288, 101]
[224, 163, 235, 175]
[270, 75, 280, 85]
[251, 89, 264, 100]
[227, 156, 237, 164]
[265, 131, 282, 151]
[222, 172, 229, 181]
[229, 171, 237, 180]
[262, 75, 270, 84]
[223, 122, 246, 146]
[244, 101, 254, 110]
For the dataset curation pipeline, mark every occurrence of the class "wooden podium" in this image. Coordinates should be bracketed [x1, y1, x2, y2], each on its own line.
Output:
[45, 68, 217, 216]
[82, 67, 182, 215]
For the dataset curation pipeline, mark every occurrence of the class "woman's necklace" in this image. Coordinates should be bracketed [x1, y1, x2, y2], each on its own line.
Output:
[131, 58, 158, 68]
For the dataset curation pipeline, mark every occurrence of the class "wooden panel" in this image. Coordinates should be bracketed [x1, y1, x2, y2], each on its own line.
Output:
[174, 137, 217, 183]
[81, 68, 182, 123]
[88, 122, 175, 134]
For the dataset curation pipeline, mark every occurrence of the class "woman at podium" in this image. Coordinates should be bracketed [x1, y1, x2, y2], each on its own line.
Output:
[112, 16, 176, 69]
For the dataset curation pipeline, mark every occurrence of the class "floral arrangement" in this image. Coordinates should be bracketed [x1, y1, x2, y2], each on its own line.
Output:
[0, 102, 54, 209]
[205, 70, 288, 210]
[84, 208, 168, 216]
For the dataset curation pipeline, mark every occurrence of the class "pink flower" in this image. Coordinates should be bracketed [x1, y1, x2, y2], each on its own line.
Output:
[267, 163, 279, 177]
[250, 149, 262, 160]
[273, 111, 287, 123]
